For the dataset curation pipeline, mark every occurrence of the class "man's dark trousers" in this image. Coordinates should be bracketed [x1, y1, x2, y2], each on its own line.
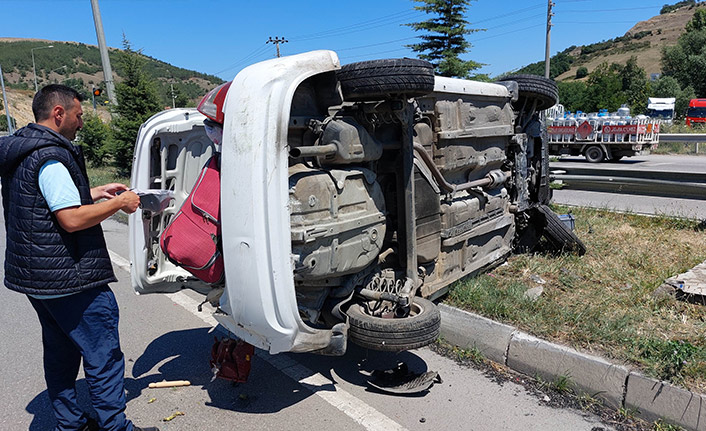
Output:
[28, 285, 133, 431]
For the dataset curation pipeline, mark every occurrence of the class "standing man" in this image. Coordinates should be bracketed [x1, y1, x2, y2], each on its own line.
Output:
[0, 84, 158, 431]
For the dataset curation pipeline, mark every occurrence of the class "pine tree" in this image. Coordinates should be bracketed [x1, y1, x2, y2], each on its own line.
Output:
[406, 0, 483, 78]
[110, 36, 161, 174]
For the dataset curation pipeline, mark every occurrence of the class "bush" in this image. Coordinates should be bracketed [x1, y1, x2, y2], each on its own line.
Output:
[0, 114, 16, 132]
[77, 112, 110, 166]
[575, 67, 588, 79]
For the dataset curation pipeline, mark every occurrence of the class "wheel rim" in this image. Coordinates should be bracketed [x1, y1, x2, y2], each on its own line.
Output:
[358, 300, 424, 319]
[586, 146, 603, 162]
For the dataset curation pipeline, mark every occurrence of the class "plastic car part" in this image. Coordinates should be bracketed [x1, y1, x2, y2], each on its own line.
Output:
[197, 81, 232, 123]
[537, 204, 586, 256]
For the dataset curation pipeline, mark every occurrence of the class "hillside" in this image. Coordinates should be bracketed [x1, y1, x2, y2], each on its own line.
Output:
[0, 38, 223, 128]
[516, 2, 706, 81]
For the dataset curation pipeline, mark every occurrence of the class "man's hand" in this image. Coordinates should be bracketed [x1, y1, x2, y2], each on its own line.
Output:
[91, 183, 129, 202]
[117, 191, 140, 214]
[55, 190, 141, 232]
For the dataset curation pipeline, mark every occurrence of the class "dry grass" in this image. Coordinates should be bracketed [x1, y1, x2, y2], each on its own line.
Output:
[446, 206, 706, 393]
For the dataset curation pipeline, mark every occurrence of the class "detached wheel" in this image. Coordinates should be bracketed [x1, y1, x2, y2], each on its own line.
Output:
[346, 297, 440, 352]
[497, 74, 559, 111]
[584, 145, 605, 163]
[537, 205, 586, 256]
[337, 58, 435, 101]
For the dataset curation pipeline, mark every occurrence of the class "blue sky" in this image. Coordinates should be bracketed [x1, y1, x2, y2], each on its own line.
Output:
[2, 0, 669, 80]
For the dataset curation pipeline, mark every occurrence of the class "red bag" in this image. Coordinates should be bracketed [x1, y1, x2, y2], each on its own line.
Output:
[160, 156, 223, 283]
[209, 337, 254, 383]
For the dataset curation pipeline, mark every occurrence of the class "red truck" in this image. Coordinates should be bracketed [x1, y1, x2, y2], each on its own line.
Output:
[685, 98, 706, 126]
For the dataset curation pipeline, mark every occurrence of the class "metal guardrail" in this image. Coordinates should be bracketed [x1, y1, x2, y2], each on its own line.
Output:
[551, 167, 706, 200]
[659, 133, 706, 143]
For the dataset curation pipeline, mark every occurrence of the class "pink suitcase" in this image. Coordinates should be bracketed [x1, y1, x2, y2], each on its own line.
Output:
[160, 156, 223, 283]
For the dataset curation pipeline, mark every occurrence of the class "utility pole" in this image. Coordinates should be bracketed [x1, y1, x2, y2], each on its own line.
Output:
[1, 63, 15, 134]
[170, 82, 176, 108]
[544, 0, 555, 79]
[267, 37, 288, 58]
[90, 0, 117, 105]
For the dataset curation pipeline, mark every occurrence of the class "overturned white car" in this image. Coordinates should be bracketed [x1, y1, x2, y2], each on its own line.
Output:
[129, 50, 582, 356]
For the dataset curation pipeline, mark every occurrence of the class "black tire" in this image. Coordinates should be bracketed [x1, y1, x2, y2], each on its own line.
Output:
[346, 297, 440, 352]
[584, 145, 605, 163]
[497, 74, 559, 111]
[337, 58, 435, 101]
[537, 205, 586, 256]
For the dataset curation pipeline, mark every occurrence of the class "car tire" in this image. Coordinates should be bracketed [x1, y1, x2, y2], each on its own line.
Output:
[537, 205, 586, 256]
[584, 145, 605, 163]
[346, 297, 440, 352]
[497, 74, 559, 111]
[337, 58, 435, 101]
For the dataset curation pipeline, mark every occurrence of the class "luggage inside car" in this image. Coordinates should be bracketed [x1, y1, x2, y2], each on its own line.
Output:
[160, 155, 223, 284]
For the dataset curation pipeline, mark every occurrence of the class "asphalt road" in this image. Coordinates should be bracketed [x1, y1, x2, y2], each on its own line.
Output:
[551, 154, 706, 219]
[0, 215, 617, 431]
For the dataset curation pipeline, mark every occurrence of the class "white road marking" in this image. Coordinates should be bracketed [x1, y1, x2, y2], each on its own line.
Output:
[109, 249, 408, 431]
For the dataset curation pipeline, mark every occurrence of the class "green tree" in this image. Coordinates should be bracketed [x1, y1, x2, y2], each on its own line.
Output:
[661, 13, 706, 96]
[110, 37, 161, 174]
[406, 0, 483, 78]
[77, 112, 110, 166]
[685, 8, 706, 32]
[575, 67, 588, 79]
[0, 114, 16, 132]
[582, 63, 625, 112]
[62, 77, 89, 100]
[617, 57, 649, 114]
[557, 81, 587, 112]
[652, 76, 695, 118]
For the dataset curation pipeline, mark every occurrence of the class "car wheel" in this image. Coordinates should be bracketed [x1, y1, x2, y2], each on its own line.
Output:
[537, 205, 586, 256]
[584, 145, 605, 163]
[346, 297, 440, 352]
[337, 58, 435, 101]
[497, 74, 559, 111]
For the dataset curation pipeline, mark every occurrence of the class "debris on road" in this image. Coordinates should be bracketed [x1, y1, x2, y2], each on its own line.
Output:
[148, 380, 191, 388]
[162, 411, 184, 422]
[661, 260, 706, 304]
[367, 362, 441, 394]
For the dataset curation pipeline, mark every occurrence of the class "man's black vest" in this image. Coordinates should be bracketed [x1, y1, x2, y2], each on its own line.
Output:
[0, 124, 117, 295]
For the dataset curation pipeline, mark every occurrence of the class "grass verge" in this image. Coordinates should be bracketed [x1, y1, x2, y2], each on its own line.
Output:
[445, 205, 706, 394]
[86, 165, 130, 188]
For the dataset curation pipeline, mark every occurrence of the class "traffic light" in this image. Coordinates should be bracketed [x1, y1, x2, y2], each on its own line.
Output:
[93, 88, 102, 97]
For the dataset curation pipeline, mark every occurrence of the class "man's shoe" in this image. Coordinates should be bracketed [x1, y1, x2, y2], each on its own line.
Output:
[133, 427, 160, 431]
[79, 416, 99, 431]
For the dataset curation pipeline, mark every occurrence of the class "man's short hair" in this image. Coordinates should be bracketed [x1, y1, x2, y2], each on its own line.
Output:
[32, 84, 84, 122]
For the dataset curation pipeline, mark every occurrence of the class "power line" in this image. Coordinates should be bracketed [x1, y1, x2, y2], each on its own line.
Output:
[212, 43, 270, 76]
[558, 5, 663, 12]
[336, 37, 418, 52]
[470, 24, 546, 42]
[555, 20, 639, 24]
[289, 10, 418, 42]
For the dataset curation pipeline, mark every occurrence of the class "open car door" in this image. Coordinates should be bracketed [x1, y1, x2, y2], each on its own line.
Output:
[128, 108, 216, 294]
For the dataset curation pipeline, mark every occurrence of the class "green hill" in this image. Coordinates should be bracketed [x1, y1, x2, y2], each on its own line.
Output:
[512, 1, 706, 81]
[0, 38, 224, 107]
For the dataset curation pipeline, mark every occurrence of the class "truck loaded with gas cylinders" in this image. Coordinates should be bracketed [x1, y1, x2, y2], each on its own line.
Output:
[545, 105, 660, 162]
[128, 52, 584, 356]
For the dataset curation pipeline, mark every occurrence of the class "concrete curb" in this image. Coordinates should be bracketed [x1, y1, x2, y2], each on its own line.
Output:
[438, 304, 706, 431]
